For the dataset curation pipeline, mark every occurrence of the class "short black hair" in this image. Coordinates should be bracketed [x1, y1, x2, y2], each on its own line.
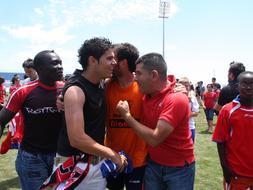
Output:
[214, 83, 221, 89]
[11, 75, 19, 85]
[22, 58, 34, 69]
[115, 43, 139, 72]
[136, 53, 167, 81]
[0, 76, 5, 84]
[78, 37, 113, 71]
[33, 50, 55, 70]
[229, 61, 245, 81]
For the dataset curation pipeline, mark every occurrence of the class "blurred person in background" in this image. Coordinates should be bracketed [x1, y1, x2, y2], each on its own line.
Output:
[195, 81, 205, 104]
[179, 77, 199, 143]
[201, 84, 217, 133]
[9, 74, 21, 94]
[22, 58, 38, 84]
[214, 62, 245, 112]
[0, 76, 6, 105]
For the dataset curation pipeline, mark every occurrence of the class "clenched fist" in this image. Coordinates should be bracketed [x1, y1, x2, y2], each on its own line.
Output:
[116, 100, 130, 119]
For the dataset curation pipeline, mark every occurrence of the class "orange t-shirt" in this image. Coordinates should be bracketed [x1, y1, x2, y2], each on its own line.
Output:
[105, 80, 147, 168]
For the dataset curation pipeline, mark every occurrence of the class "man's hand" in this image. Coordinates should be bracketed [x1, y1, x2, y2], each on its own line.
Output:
[110, 151, 128, 172]
[56, 94, 64, 111]
[118, 154, 128, 172]
[174, 83, 187, 94]
[0, 108, 16, 139]
[116, 100, 131, 119]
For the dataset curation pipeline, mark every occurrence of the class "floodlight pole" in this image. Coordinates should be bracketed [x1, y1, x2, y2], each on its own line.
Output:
[162, 13, 165, 58]
[159, 0, 170, 58]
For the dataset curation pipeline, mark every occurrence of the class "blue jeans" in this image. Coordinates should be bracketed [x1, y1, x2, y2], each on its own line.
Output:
[144, 159, 195, 190]
[191, 129, 195, 143]
[15, 148, 55, 190]
[107, 166, 146, 190]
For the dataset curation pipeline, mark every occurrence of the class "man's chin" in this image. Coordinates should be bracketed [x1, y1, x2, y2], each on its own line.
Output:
[56, 75, 63, 81]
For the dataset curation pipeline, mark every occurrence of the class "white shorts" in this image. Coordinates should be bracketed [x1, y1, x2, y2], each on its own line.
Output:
[53, 155, 106, 190]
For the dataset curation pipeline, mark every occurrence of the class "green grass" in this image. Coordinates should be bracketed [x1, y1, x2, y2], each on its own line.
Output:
[0, 108, 223, 190]
[194, 108, 223, 189]
[0, 130, 20, 190]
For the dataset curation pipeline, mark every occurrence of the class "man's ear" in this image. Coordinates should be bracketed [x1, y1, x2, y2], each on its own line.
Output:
[121, 59, 128, 68]
[88, 56, 98, 65]
[151, 70, 159, 81]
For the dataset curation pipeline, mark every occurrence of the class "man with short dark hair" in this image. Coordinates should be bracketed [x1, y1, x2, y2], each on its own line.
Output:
[22, 58, 38, 83]
[54, 37, 126, 189]
[1, 59, 39, 153]
[117, 53, 195, 190]
[105, 43, 147, 190]
[0, 50, 64, 190]
[214, 61, 245, 112]
[213, 71, 253, 190]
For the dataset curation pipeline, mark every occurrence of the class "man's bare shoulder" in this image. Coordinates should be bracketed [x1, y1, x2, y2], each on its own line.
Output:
[64, 86, 85, 101]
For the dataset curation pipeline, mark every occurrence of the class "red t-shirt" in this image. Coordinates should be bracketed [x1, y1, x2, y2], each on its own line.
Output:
[142, 78, 194, 167]
[212, 99, 253, 177]
[0, 84, 5, 104]
[203, 91, 217, 108]
[215, 89, 221, 98]
[9, 83, 22, 94]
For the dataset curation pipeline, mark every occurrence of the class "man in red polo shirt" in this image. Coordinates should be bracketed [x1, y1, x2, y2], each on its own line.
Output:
[213, 71, 253, 190]
[117, 53, 195, 190]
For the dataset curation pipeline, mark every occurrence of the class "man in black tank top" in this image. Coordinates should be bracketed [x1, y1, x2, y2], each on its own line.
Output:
[56, 37, 127, 189]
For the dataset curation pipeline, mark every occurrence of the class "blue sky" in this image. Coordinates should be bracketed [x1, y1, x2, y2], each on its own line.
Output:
[0, 0, 253, 85]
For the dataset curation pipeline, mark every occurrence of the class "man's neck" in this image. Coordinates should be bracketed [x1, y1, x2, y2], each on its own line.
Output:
[240, 97, 253, 108]
[148, 81, 169, 98]
[117, 72, 135, 88]
[39, 77, 55, 86]
[82, 70, 100, 85]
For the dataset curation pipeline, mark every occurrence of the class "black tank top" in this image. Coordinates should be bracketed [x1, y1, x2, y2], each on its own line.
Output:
[57, 70, 106, 156]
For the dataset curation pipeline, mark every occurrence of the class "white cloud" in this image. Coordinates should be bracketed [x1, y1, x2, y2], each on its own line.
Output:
[34, 8, 44, 16]
[47, 0, 179, 25]
[1, 24, 75, 46]
[1, 0, 179, 44]
[0, 0, 179, 73]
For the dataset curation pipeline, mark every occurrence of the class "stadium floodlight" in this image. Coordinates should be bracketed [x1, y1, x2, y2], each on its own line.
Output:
[159, 0, 170, 58]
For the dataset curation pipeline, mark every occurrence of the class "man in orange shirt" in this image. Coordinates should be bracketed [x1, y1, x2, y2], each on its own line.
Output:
[105, 43, 147, 190]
